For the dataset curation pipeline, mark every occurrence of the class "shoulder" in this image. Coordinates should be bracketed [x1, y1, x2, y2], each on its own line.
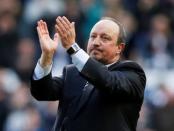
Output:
[118, 60, 144, 70]
[114, 60, 144, 70]
[110, 60, 146, 77]
[115, 60, 146, 85]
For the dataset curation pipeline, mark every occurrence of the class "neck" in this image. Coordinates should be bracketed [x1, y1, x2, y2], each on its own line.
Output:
[101, 56, 120, 65]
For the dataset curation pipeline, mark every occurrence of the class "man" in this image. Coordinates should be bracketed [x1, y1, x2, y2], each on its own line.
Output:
[30, 16, 146, 131]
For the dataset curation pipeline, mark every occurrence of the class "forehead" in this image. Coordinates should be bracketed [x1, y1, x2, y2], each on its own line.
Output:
[90, 20, 120, 36]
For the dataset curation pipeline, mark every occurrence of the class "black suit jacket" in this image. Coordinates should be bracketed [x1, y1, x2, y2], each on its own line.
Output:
[30, 58, 146, 131]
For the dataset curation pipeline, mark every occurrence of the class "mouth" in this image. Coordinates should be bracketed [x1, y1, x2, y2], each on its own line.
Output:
[89, 49, 103, 58]
[90, 48, 102, 53]
[90, 49, 101, 55]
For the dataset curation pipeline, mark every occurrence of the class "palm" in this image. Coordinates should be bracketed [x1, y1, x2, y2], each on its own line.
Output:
[37, 20, 59, 54]
[40, 33, 58, 53]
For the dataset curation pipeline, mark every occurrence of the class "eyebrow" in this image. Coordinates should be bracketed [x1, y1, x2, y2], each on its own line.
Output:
[91, 32, 112, 37]
[100, 33, 113, 40]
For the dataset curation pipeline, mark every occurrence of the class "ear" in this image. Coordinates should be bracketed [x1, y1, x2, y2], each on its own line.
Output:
[116, 43, 125, 54]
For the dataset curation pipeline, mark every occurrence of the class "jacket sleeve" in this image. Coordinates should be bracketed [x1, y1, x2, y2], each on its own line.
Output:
[81, 58, 146, 101]
[30, 69, 65, 101]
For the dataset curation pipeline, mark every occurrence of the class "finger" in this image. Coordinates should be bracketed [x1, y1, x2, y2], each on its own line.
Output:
[55, 24, 59, 33]
[71, 22, 75, 28]
[43, 22, 49, 34]
[39, 20, 45, 34]
[41, 20, 47, 34]
[37, 20, 42, 30]
[37, 21, 43, 36]
[70, 22, 75, 35]
[62, 16, 71, 25]
[53, 33, 59, 43]
[58, 17, 70, 30]
[36, 26, 42, 39]
[56, 17, 66, 33]
[55, 25, 63, 37]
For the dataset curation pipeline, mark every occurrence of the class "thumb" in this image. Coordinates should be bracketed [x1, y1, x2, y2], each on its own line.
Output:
[53, 33, 59, 43]
[71, 22, 75, 28]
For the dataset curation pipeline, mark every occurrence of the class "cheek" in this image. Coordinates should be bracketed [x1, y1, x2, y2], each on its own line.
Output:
[103, 46, 117, 56]
[87, 42, 92, 53]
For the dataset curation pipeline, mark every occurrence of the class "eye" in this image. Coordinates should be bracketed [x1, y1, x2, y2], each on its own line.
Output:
[103, 37, 109, 40]
[102, 36, 110, 41]
[90, 35, 96, 38]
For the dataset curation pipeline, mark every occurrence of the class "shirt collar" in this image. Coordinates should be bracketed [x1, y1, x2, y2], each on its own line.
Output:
[106, 61, 117, 67]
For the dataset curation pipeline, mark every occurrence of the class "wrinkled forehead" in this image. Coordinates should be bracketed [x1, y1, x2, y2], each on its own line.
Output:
[90, 20, 120, 36]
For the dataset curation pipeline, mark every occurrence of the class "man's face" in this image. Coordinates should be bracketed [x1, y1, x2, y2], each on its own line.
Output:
[87, 20, 123, 64]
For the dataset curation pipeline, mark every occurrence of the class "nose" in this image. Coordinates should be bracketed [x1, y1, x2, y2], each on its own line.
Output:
[93, 37, 101, 46]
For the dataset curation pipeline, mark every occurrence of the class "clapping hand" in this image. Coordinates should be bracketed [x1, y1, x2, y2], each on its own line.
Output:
[36, 20, 59, 67]
[55, 16, 76, 49]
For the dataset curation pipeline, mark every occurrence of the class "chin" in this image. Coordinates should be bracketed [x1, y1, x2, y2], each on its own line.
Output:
[90, 53, 100, 60]
[90, 55, 105, 63]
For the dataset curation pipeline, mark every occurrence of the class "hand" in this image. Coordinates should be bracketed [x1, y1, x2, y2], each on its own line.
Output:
[55, 16, 76, 49]
[37, 20, 59, 67]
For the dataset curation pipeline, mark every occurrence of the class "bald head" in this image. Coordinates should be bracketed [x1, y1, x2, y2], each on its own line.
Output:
[87, 17, 126, 64]
[98, 17, 126, 45]
[90, 19, 120, 43]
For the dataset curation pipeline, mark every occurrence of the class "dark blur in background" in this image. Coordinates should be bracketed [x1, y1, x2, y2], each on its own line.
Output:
[0, 0, 174, 131]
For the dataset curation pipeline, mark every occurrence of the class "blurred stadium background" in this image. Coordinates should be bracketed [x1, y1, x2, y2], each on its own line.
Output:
[0, 0, 174, 131]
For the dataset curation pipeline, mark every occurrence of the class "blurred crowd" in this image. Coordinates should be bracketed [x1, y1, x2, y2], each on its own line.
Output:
[0, 0, 174, 131]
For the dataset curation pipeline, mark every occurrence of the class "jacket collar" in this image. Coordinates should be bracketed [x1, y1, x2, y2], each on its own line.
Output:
[108, 60, 121, 70]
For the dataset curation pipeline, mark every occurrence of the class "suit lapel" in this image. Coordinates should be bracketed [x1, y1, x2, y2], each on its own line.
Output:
[71, 82, 94, 119]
